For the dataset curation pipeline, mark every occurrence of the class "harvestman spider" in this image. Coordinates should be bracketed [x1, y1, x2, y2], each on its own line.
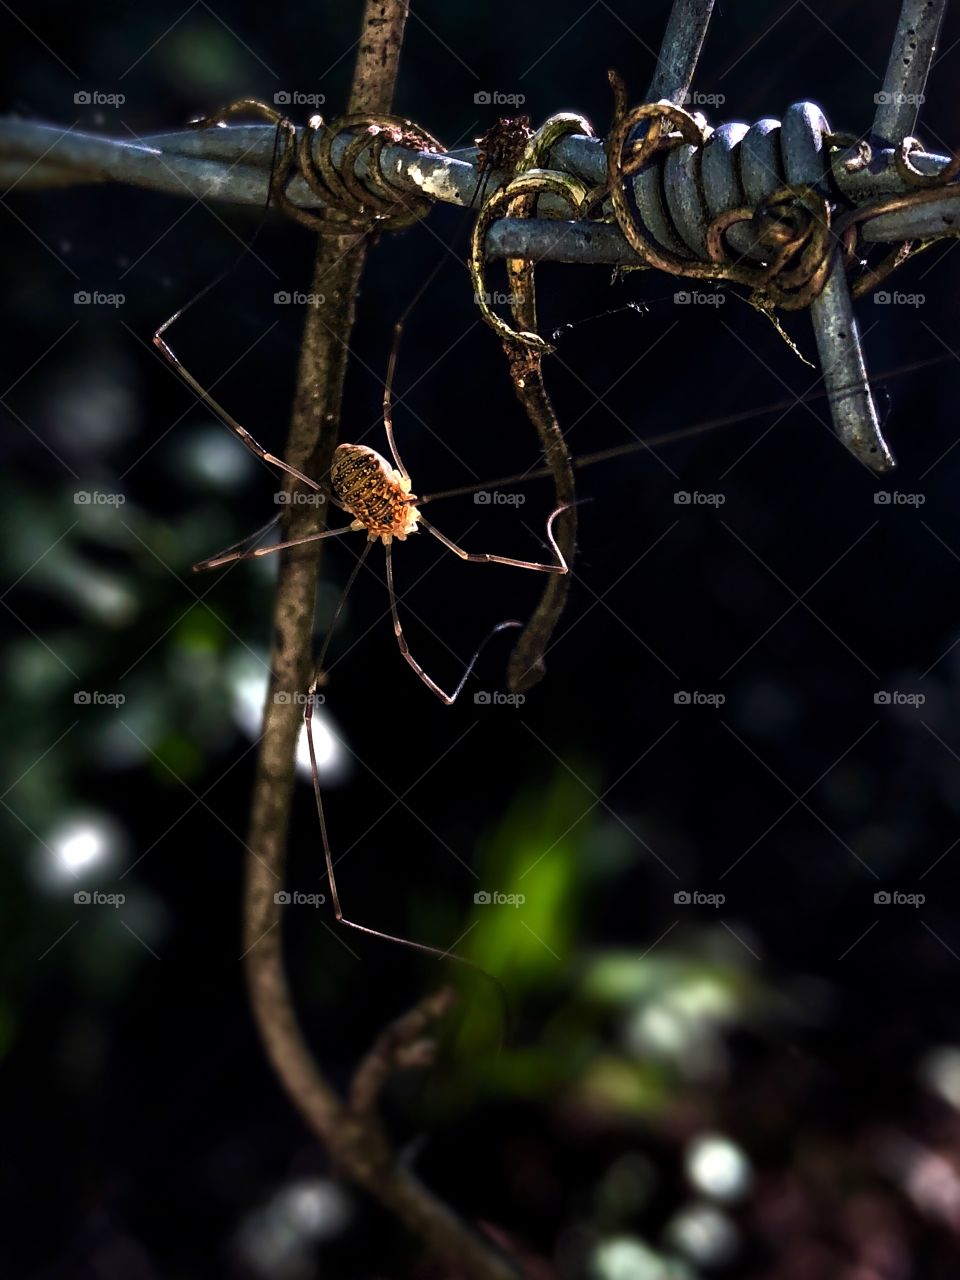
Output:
[153, 285, 570, 965]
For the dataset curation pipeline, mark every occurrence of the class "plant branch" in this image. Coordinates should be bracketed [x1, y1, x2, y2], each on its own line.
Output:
[503, 343, 577, 694]
[349, 987, 457, 1115]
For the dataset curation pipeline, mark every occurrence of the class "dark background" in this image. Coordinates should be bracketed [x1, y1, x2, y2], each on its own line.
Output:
[4, 1, 960, 1276]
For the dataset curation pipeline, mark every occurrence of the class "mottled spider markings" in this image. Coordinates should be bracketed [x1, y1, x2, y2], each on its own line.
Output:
[331, 445, 420, 544]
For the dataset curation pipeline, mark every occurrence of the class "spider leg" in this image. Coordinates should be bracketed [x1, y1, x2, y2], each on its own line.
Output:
[190, 512, 282, 573]
[193, 523, 357, 572]
[303, 558, 512, 1018]
[153, 314, 320, 493]
[382, 319, 409, 480]
[421, 503, 571, 574]
[384, 542, 521, 704]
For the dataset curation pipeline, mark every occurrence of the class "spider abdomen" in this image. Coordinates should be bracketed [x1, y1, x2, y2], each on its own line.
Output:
[331, 444, 420, 543]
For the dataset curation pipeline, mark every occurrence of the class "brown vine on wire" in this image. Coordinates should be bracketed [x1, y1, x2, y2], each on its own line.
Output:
[465, 82, 840, 690]
[831, 134, 960, 300]
[603, 71, 836, 313]
[189, 97, 444, 235]
[469, 113, 604, 692]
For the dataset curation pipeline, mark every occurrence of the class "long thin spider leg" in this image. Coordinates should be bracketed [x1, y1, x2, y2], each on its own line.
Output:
[153, 316, 320, 493]
[151, 105, 320, 495]
[380, 157, 494, 480]
[313, 539, 373, 678]
[303, 545, 384, 938]
[382, 318, 409, 480]
[421, 504, 571, 575]
[191, 512, 282, 572]
[304, 578, 511, 1022]
[308, 721, 510, 1015]
[193, 523, 357, 572]
[385, 543, 521, 704]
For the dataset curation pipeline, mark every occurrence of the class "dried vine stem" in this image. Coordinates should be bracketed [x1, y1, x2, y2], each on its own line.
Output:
[498, 1, 714, 689]
[241, 4, 516, 1278]
[487, 116, 594, 692]
[503, 341, 578, 693]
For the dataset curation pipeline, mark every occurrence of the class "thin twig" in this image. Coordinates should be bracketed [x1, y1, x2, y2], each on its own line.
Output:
[350, 987, 457, 1115]
[503, 341, 576, 695]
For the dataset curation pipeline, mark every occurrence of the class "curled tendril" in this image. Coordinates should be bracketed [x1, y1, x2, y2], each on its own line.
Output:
[517, 112, 596, 172]
[832, 184, 960, 298]
[191, 99, 443, 235]
[705, 185, 834, 310]
[824, 131, 874, 176]
[895, 135, 960, 188]
[297, 111, 443, 231]
[816, 134, 960, 299]
[470, 112, 596, 352]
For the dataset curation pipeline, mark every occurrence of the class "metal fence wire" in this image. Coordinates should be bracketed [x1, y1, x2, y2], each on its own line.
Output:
[1, 0, 957, 471]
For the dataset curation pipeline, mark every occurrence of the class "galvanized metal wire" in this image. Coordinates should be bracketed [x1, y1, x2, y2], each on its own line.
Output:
[1, 116, 955, 258]
[1, 0, 957, 470]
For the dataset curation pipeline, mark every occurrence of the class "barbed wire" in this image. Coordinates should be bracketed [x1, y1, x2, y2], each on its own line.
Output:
[0, 0, 956, 472]
[0, 116, 956, 265]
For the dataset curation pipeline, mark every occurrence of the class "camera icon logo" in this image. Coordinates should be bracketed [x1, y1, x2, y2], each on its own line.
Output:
[874, 691, 892, 705]
[874, 290, 891, 304]
[874, 491, 892, 504]
[74, 91, 92, 105]
[674, 691, 691, 705]
[74, 491, 92, 504]
[273, 890, 292, 905]
[74, 291, 91, 305]
[274, 91, 291, 105]
[74, 691, 91, 704]
[274, 291, 291, 304]
[874, 890, 891, 904]
[674, 890, 691, 904]
[474, 691, 491, 705]
[674, 491, 691, 505]
[74, 890, 91, 904]
[674, 291, 691, 304]
[274, 691, 293, 704]
[474, 90, 491, 104]
[474, 890, 492, 904]
[474, 491, 491, 504]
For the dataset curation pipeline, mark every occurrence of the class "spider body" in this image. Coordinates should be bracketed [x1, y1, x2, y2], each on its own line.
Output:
[330, 443, 420, 544]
